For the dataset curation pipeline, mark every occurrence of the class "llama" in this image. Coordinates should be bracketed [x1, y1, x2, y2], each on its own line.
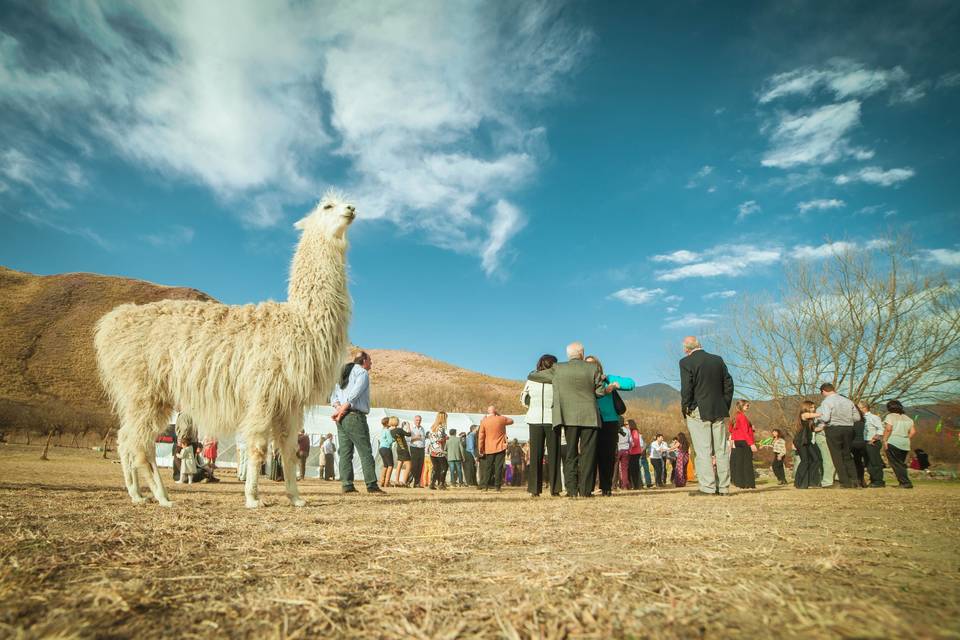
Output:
[94, 191, 355, 508]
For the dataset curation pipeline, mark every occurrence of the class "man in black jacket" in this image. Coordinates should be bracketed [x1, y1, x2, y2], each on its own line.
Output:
[679, 336, 734, 495]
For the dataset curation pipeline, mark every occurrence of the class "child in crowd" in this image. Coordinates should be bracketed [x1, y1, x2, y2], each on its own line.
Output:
[770, 429, 788, 484]
[176, 438, 197, 484]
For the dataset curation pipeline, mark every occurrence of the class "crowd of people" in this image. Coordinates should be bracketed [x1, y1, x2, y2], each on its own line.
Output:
[167, 338, 924, 496]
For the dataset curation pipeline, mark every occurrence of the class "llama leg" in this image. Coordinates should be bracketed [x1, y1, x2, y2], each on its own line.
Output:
[138, 407, 173, 506]
[244, 439, 266, 508]
[279, 427, 306, 507]
[118, 431, 147, 504]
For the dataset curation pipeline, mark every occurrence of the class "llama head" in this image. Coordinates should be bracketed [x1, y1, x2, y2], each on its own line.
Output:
[294, 190, 356, 239]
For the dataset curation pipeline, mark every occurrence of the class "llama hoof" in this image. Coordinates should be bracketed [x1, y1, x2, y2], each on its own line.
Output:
[131, 495, 148, 505]
[245, 498, 263, 509]
[289, 497, 307, 507]
[157, 499, 175, 508]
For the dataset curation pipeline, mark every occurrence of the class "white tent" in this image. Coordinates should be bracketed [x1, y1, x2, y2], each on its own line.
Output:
[157, 406, 529, 482]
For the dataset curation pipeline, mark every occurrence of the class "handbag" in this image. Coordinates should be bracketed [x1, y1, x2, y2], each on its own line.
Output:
[612, 389, 627, 416]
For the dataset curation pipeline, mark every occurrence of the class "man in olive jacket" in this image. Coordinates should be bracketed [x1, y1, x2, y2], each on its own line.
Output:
[528, 341, 606, 497]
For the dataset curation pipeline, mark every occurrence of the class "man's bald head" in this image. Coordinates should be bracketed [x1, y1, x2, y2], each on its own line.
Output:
[683, 336, 702, 354]
[566, 341, 584, 359]
[487, 405, 497, 415]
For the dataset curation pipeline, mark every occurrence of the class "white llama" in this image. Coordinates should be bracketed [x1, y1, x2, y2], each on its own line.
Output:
[94, 192, 355, 508]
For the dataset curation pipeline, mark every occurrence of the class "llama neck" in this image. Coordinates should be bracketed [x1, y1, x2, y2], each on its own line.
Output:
[287, 232, 349, 320]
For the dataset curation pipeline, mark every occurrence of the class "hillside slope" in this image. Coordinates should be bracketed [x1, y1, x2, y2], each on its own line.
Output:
[0, 267, 524, 431]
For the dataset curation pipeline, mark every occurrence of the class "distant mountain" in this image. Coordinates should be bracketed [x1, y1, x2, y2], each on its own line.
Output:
[620, 383, 680, 408]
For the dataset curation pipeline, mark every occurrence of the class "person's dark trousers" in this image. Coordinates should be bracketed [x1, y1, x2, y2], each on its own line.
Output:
[772, 456, 787, 483]
[825, 425, 858, 488]
[628, 454, 641, 489]
[510, 464, 522, 486]
[651, 458, 665, 486]
[298, 452, 308, 479]
[851, 443, 868, 487]
[597, 421, 620, 495]
[409, 447, 425, 486]
[479, 451, 506, 490]
[430, 456, 447, 488]
[337, 411, 379, 491]
[886, 445, 913, 487]
[463, 452, 477, 486]
[528, 423, 563, 495]
[563, 426, 599, 497]
[865, 441, 886, 487]
[323, 453, 335, 480]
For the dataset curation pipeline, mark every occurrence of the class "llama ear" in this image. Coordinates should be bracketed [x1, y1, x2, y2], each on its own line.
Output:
[293, 218, 306, 231]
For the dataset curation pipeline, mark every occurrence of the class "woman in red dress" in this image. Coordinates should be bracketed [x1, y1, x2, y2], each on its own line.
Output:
[729, 399, 757, 488]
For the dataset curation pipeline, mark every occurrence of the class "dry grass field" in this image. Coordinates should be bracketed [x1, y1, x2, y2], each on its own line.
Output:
[2, 445, 959, 640]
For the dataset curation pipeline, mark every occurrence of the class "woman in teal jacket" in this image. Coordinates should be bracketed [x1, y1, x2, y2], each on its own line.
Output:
[586, 355, 636, 496]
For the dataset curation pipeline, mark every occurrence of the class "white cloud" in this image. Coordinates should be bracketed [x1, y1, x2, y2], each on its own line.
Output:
[651, 250, 700, 264]
[481, 200, 526, 276]
[142, 225, 195, 248]
[736, 200, 761, 221]
[685, 164, 714, 188]
[704, 290, 737, 299]
[761, 101, 869, 168]
[797, 198, 845, 214]
[834, 166, 915, 187]
[0, 1, 590, 276]
[936, 71, 960, 90]
[609, 287, 666, 305]
[663, 294, 683, 304]
[925, 248, 960, 267]
[758, 59, 910, 104]
[662, 313, 721, 330]
[865, 238, 893, 250]
[793, 241, 857, 260]
[656, 247, 781, 281]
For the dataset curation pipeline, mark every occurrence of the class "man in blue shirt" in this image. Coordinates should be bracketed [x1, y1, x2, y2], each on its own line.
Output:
[330, 350, 385, 495]
[463, 424, 479, 486]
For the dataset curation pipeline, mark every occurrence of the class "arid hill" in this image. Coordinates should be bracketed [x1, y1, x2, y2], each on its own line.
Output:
[0, 267, 525, 436]
[0, 267, 214, 435]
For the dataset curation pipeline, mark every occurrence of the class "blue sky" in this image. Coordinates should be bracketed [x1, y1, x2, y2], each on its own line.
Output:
[2, 1, 959, 386]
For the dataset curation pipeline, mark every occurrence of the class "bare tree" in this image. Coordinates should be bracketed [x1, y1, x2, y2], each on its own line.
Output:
[718, 240, 960, 421]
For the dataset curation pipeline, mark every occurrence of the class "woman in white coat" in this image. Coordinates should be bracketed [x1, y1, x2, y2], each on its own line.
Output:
[521, 354, 561, 497]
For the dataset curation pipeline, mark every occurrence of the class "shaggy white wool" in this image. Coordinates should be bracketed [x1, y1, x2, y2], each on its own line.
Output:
[95, 191, 355, 508]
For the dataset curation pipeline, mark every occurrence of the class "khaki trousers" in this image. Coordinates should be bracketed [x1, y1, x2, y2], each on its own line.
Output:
[686, 408, 730, 494]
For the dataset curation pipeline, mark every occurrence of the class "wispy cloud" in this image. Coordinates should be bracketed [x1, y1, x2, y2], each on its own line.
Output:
[793, 241, 856, 260]
[142, 225, 196, 248]
[662, 313, 721, 330]
[608, 287, 666, 305]
[758, 59, 910, 104]
[685, 164, 714, 189]
[0, 1, 591, 276]
[797, 198, 845, 214]
[792, 238, 891, 260]
[655, 247, 781, 281]
[651, 250, 700, 264]
[925, 248, 960, 267]
[936, 71, 960, 90]
[704, 290, 737, 299]
[7, 209, 110, 250]
[834, 166, 915, 187]
[736, 200, 761, 222]
[761, 101, 870, 168]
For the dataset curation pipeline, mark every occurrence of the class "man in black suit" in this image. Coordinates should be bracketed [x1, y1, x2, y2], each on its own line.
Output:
[679, 336, 734, 495]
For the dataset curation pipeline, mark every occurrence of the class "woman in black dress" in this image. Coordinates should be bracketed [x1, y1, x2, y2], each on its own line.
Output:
[793, 400, 823, 489]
